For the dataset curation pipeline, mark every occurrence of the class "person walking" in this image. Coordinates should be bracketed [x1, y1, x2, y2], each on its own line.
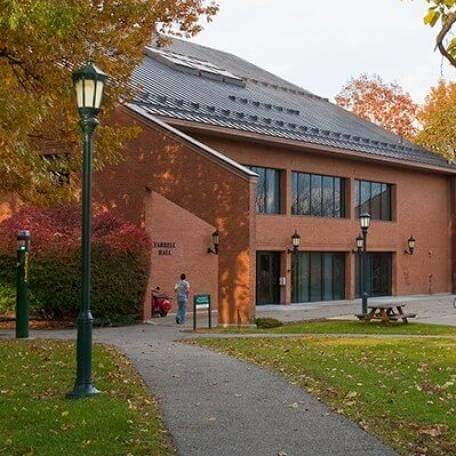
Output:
[175, 273, 190, 325]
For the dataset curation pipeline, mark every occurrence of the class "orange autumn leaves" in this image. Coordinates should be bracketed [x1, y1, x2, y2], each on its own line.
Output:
[335, 74, 418, 139]
[336, 74, 456, 161]
[0, 0, 219, 204]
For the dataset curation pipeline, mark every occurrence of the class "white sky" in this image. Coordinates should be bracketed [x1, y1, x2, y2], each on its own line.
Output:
[192, 0, 455, 104]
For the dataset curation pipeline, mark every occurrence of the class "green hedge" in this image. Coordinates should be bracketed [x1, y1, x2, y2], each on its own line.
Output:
[0, 206, 150, 324]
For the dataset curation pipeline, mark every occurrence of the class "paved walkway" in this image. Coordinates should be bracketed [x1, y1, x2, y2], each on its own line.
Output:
[2, 322, 397, 456]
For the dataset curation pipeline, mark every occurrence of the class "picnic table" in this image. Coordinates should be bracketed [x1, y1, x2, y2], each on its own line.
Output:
[356, 303, 417, 323]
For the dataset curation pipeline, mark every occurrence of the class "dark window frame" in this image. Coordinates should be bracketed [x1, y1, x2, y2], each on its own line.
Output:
[355, 179, 392, 221]
[292, 171, 346, 218]
[248, 165, 282, 215]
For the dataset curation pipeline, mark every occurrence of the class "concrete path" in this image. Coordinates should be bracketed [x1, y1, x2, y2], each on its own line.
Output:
[2, 323, 397, 456]
[256, 294, 456, 326]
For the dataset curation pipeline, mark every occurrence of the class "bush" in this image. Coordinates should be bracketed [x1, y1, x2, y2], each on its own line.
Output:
[255, 317, 283, 329]
[0, 206, 150, 323]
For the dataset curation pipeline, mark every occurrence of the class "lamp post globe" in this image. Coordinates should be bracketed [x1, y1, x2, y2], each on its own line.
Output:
[67, 60, 107, 399]
[360, 213, 371, 230]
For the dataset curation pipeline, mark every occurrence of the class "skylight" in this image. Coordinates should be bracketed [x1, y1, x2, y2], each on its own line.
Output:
[144, 47, 246, 87]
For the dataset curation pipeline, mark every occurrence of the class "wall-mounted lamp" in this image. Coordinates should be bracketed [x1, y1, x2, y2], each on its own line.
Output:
[404, 235, 416, 255]
[352, 233, 364, 253]
[208, 230, 220, 255]
[288, 230, 301, 254]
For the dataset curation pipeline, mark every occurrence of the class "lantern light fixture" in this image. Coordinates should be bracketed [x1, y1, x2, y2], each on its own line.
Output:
[359, 213, 371, 231]
[288, 230, 301, 253]
[72, 61, 108, 115]
[17, 230, 31, 252]
[208, 230, 220, 255]
[405, 235, 416, 255]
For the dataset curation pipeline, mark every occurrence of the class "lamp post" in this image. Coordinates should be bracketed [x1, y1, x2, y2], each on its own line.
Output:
[289, 230, 301, 302]
[359, 213, 371, 315]
[16, 230, 31, 339]
[67, 61, 107, 399]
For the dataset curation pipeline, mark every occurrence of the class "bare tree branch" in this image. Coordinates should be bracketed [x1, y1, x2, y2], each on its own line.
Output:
[436, 12, 456, 68]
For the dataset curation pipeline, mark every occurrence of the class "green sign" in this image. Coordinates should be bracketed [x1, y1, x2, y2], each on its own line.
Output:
[194, 294, 211, 308]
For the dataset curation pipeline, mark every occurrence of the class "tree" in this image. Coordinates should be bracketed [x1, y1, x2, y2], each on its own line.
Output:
[415, 80, 456, 160]
[423, 0, 456, 68]
[335, 74, 418, 138]
[0, 0, 218, 204]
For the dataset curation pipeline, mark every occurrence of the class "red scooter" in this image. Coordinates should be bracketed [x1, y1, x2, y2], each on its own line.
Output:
[151, 287, 172, 318]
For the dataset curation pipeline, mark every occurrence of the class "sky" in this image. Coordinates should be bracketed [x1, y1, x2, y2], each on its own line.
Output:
[191, 0, 455, 104]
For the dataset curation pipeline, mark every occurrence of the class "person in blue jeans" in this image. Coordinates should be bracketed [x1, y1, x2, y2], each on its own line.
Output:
[175, 273, 190, 325]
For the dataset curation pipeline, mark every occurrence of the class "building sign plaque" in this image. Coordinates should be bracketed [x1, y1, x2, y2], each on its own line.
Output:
[152, 241, 176, 256]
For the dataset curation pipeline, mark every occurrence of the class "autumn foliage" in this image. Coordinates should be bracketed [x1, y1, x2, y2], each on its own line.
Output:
[0, 206, 150, 322]
[335, 74, 418, 138]
[0, 0, 219, 204]
[415, 80, 456, 161]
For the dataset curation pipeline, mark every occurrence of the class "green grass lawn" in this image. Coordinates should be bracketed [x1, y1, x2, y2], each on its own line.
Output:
[0, 340, 173, 456]
[214, 320, 456, 336]
[194, 335, 456, 456]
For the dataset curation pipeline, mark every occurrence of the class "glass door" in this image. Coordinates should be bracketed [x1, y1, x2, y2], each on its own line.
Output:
[356, 252, 392, 297]
[256, 252, 281, 305]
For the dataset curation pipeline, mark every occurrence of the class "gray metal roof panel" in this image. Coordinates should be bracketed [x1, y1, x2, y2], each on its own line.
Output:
[130, 38, 455, 172]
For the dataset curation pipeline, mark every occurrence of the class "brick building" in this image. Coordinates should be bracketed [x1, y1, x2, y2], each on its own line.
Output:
[7, 38, 456, 326]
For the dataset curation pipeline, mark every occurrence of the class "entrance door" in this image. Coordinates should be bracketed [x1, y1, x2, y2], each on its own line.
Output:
[356, 252, 392, 297]
[256, 252, 281, 305]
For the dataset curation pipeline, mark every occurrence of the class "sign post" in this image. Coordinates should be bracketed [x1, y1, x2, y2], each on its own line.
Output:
[193, 294, 212, 331]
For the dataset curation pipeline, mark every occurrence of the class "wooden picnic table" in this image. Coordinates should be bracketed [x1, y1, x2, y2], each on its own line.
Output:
[356, 303, 417, 323]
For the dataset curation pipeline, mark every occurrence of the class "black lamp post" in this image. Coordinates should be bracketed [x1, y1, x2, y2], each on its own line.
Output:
[288, 230, 301, 302]
[359, 213, 371, 315]
[67, 61, 107, 399]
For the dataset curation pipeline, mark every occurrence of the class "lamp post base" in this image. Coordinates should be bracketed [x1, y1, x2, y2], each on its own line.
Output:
[66, 383, 101, 399]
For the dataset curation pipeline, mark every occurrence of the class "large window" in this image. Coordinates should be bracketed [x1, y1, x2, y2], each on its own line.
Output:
[355, 180, 392, 220]
[292, 252, 345, 303]
[249, 166, 281, 214]
[292, 172, 345, 218]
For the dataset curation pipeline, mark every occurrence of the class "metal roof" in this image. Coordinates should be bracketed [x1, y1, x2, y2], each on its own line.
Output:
[129, 37, 455, 172]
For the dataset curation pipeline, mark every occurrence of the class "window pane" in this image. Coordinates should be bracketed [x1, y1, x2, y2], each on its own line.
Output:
[293, 252, 309, 302]
[311, 175, 322, 216]
[371, 182, 382, 219]
[333, 254, 346, 300]
[334, 178, 341, 217]
[298, 173, 311, 215]
[265, 168, 280, 214]
[323, 253, 333, 300]
[291, 172, 298, 215]
[322, 176, 335, 217]
[310, 252, 322, 301]
[381, 184, 391, 220]
[255, 167, 265, 213]
[360, 181, 371, 215]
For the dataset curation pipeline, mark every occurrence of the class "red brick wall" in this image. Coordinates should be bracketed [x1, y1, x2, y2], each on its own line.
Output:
[144, 191, 219, 319]
[193, 133, 453, 300]
[93, 109, 256, 325]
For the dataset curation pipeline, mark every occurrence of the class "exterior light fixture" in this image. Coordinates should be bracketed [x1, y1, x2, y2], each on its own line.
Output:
[356, 234, 364, 252]
[73, 61, 107, 115]
[288, 230, 301, 253]
[67, 60, 108, 400]
[405, 235, 416, 255]
[208, 230, 220, 255]
[359, 212, 371, 315]
[17, 230, 31, 252]
[360, 213, 371, 230]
